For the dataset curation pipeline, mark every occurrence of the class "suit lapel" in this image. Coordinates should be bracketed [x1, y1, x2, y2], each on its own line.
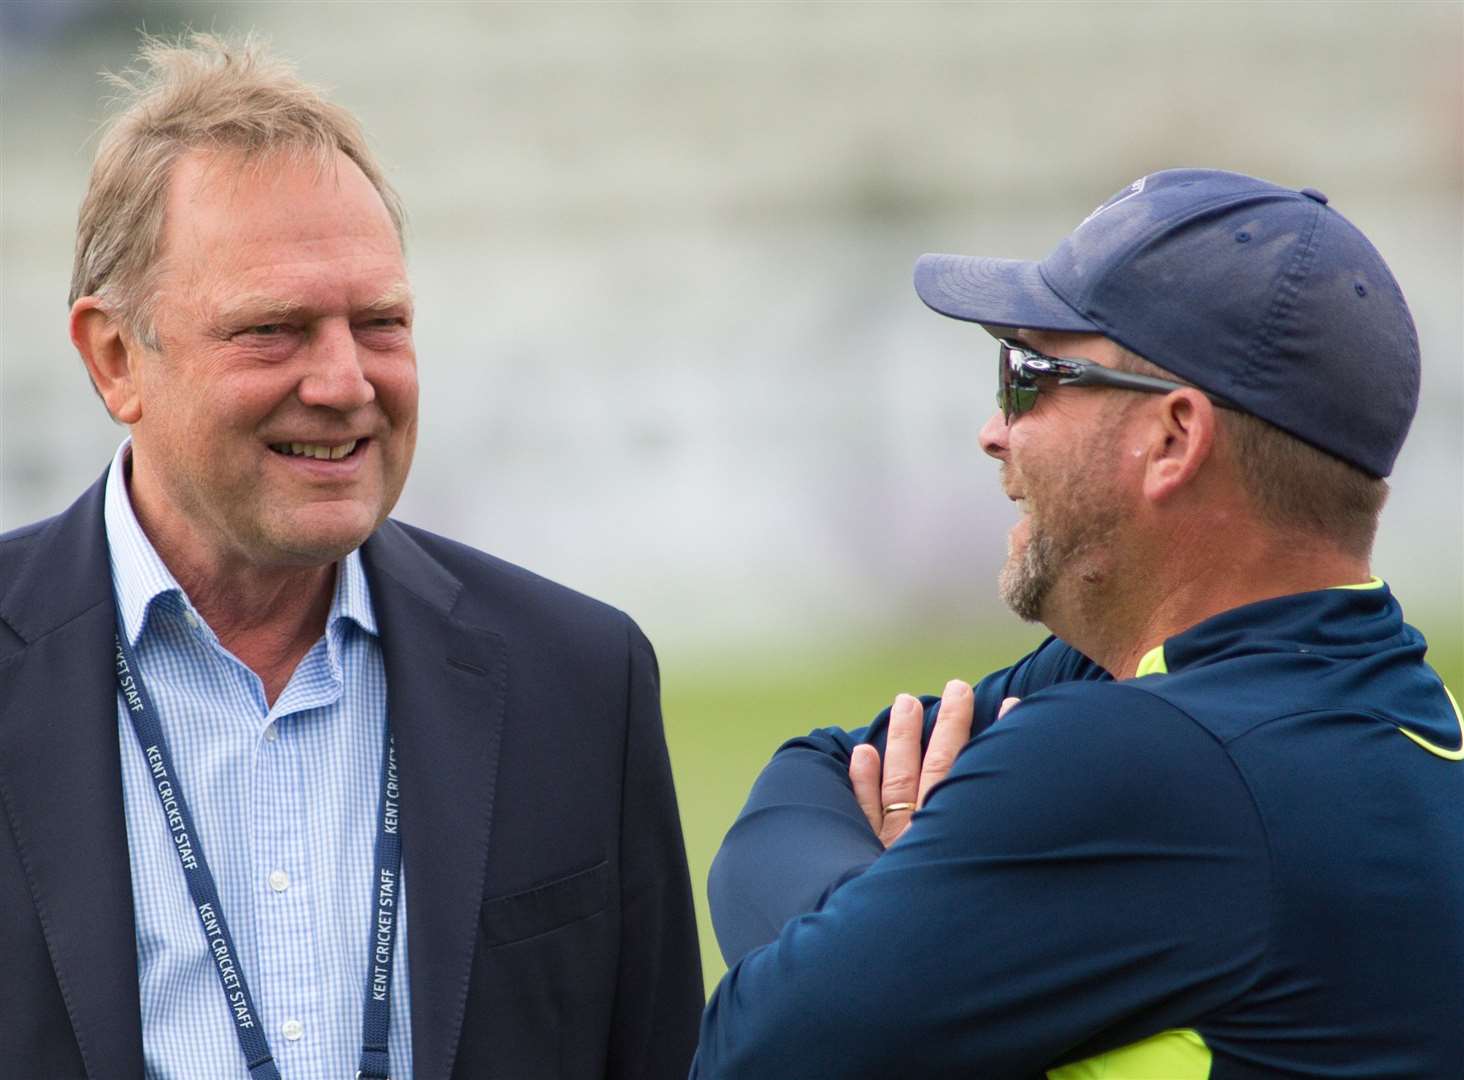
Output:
[0, 477, 143, 1080]
[0, 490, 509, 1080]
[363, 522, 508, 1080]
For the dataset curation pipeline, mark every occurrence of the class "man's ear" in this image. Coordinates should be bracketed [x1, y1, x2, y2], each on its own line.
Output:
[71, 297, 144, 424]
[1142, 389, 1217, 504]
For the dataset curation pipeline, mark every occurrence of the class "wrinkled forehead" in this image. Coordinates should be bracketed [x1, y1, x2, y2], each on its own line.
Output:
[161, 146, 399, 256]
[155, 146, 406, 308]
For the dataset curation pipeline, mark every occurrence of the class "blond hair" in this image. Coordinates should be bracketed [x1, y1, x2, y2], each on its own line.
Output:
[1111, 348, 1387, 558]
[70, 32, 405, 349]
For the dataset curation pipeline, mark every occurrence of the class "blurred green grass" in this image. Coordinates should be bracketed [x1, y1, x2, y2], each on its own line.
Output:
[663, 613, 1464, 997]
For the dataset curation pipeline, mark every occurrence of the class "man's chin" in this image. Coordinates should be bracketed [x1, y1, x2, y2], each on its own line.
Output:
[998, 569, 1047, 623]
[260, 508, 382, 566]
[998, 537, 1054, 624]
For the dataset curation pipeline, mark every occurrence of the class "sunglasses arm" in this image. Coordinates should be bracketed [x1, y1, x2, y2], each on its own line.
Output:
[1060, 364, 1238, 410]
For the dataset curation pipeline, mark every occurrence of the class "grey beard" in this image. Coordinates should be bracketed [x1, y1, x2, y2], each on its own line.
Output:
[998, 528, 1060, 623]
[999, 503, 1121, 625]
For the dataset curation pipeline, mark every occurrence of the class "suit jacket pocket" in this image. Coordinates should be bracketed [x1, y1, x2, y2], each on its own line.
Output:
[479, 859, 609, 948]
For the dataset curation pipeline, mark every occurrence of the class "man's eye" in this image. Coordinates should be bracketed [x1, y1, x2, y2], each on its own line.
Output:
[245, 324, 287, 337]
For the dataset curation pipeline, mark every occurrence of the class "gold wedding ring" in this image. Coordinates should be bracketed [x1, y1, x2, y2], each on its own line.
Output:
[882, 802, 917, 814]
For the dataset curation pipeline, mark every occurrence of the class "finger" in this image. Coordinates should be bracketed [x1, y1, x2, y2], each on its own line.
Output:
[918, 679, 974, 807]
[998, 695, 1021, 720]
[879, 694, 922, 831]
[849, 744, 884, 834]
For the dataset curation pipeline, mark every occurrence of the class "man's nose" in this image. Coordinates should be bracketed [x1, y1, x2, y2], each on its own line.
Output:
[297, 320, 376, 411]
[979, 409, 1010, 460]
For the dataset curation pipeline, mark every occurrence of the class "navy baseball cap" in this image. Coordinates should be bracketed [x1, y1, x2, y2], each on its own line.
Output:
[914, 168, 1419, 477]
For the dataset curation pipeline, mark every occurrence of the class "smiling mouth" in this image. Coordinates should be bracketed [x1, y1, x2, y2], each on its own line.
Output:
[268, 438, 366, 461]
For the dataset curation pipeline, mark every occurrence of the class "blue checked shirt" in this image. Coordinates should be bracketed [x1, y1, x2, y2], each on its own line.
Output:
[105, 442, 414, 1080]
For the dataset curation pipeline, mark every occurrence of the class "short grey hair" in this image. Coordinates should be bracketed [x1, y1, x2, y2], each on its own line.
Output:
[70, 32, 406, 349]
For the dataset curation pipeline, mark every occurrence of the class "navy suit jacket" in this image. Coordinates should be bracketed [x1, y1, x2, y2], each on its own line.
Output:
[0, 474, 702, 1079]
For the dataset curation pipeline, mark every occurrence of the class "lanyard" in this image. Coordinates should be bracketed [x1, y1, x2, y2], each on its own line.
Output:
[114, 626, 401, 1080]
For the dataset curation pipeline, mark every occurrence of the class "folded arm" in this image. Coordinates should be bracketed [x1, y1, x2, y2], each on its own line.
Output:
[693, 682, 1269, 1078]
[707, 636, 1107, 965]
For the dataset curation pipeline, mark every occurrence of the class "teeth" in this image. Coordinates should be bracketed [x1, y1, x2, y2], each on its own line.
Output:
[271, 439, 359, 460]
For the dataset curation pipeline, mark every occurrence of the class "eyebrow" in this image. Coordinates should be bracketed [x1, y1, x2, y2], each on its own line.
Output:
[214, 281, 414, 326]
[216, 295, 304, 324]
[364, 282, 414, 312]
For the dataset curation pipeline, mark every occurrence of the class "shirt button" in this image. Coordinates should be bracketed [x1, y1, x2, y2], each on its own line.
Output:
[263, 723, 279, 742]
[281, 1018, 304, 1042]
[268, 869, 290, 893]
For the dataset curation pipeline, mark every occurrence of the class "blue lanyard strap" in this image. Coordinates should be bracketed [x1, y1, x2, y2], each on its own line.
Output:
[358, 730, 401, 1080]
[114, 630, 280, 1080]
[115, 626, 401, 1080]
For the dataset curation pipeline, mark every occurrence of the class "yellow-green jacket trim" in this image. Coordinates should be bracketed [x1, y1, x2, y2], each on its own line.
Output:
[1049, 1027, 1211, 1079]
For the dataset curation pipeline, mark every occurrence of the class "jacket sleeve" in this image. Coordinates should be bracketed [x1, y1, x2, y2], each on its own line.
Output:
[605, 618, 704, 1079]
[707, 639, 1108, 965]
[691, 682, 1269, 1078]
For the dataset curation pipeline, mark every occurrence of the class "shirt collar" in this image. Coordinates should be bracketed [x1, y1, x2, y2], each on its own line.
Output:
[1143, 578, 1400, 679]
[103, 438, 378, 646]
[332, 532, 378, 638]
[104, 440, 184, 647]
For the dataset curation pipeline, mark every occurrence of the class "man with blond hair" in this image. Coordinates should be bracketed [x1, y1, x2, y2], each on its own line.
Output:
[693, 170, 1464, 1077]
[0, 34, 701, 1080]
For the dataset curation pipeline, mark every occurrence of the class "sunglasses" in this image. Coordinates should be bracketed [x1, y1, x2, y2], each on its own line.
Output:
[997, 338, 1235, 423]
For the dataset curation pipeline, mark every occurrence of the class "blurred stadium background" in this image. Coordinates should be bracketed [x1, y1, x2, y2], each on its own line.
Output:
[3, 1, 1460, 992]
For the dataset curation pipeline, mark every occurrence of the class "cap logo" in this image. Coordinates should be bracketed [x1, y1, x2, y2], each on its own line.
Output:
[1079, 175, 1147, 229]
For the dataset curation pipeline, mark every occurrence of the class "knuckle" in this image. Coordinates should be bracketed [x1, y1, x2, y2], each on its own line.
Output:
[923, 752, 954, 774]
[878, 766, 913, 790]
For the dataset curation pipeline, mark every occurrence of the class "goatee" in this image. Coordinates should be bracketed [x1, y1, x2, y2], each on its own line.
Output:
[998, 506, 1119, 624]
[999, 527, 1059, 623]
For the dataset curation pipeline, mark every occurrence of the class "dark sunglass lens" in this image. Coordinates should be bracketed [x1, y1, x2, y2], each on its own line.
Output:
[998, 342, 1039, 421]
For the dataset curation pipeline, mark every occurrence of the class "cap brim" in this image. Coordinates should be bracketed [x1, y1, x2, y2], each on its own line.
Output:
[913, 253, 1098, 339]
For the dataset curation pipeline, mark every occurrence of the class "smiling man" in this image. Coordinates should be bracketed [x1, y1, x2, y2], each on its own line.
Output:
[694, 170, 1464, 1077]
[0, 34, 701, 1080]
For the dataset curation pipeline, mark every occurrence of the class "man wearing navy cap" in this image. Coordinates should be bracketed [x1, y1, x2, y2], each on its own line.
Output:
[693, 170, 1464, 1077]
